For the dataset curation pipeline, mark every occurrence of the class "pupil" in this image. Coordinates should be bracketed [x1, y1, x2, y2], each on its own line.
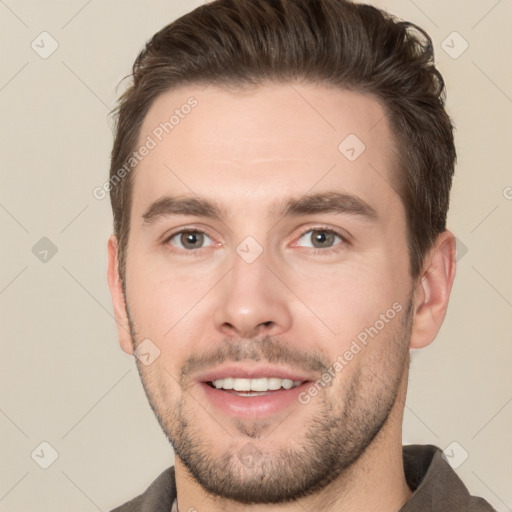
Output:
[182, 232, 203, 248]
[313, 231, 333, 248]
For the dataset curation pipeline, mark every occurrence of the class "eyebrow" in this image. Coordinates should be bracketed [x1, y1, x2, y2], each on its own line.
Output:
[141, 192, 379, 226]
[282, 191, 378, 221]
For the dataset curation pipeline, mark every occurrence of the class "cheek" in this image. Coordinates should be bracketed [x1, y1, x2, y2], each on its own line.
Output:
[285, 254, 406, 342]
[124, 252, 221, 365]
[125, 245, 202, 322]
[125, 273, 175, 337]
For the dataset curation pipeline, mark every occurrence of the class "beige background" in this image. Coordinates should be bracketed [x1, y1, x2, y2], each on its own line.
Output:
[0, 0, 511, 510]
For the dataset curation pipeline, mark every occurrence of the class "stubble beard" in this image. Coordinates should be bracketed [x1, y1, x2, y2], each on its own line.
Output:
[129, 298, 414, 504]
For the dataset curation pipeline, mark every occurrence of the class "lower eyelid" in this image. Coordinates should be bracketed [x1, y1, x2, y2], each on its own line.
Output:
[164, 227, 347, 252]
[295, 229, 345, 246]
[166, 230, 224, 252]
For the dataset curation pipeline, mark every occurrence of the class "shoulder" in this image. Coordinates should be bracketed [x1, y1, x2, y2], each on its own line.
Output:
[109, 466, 176, 512]
[402, 445, 496, 511]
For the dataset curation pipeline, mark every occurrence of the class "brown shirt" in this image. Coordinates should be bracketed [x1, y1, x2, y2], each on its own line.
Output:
[110, 444, 496, 511]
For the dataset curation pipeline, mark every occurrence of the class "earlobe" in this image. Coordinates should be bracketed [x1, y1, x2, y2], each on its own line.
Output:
[409, 230, 457, 349]
[107, 235, 134, 355]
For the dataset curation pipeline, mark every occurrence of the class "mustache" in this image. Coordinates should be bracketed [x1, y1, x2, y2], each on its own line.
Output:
[179, 335, 331, 385]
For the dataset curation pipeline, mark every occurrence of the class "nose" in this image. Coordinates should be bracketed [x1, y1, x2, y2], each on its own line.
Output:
[213, 250, 293, 339]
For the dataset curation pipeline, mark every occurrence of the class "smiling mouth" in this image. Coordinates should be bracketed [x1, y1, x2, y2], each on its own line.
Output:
[206, 377, 305, 397]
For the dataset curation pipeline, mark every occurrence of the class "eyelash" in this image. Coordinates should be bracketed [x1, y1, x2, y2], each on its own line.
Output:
[292, 226, 347, 255]
[163, 225, 348, 255]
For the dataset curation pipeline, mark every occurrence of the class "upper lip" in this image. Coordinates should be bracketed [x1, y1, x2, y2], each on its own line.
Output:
[195, 364, 316, 384]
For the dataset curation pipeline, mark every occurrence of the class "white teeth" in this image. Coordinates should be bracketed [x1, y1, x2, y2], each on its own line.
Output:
[268, 377, 282, 390]
[233, 379, 251, 391]
[250, 378, 269, 392]
[222, 377, 234, 389]
[211, 377, 303, 392]
[282, 379, 293, 390]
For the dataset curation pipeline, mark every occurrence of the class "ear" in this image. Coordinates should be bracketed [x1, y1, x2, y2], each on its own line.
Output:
[107, 235, 134, 355]
[409, 230, 457, 349]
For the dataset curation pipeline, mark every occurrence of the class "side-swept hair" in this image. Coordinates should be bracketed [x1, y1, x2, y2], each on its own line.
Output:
[109, 0, 456, 282]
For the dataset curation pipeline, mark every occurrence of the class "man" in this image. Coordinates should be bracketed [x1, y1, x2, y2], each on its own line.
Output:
[106, 0, 495, 510]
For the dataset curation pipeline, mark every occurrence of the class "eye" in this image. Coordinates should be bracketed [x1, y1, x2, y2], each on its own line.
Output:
[167, 230, 214, 250]
[296, 229, 344, 250]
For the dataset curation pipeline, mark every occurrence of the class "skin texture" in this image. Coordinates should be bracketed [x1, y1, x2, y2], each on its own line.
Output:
[107, 82, 457, 512]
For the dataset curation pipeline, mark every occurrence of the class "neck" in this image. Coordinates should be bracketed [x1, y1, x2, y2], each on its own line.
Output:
[175, 362, 412, 512]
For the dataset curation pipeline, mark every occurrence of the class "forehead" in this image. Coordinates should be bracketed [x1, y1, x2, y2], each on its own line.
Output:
[132, 82, 401, 220]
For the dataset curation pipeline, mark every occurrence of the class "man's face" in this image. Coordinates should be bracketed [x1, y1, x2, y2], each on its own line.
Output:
[119, 83, 416, 503]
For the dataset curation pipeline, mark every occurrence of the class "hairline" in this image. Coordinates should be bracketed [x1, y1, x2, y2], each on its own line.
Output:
[117, 79, 418, 282]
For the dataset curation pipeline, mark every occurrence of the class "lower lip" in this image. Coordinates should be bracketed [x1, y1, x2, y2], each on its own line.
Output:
[200, 382, 311, 419]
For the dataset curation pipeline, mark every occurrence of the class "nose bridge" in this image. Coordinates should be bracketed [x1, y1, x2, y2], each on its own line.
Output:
[228, 227, 273, 290]
[212, 240, 292, 338]
[228, 242, 273, 309]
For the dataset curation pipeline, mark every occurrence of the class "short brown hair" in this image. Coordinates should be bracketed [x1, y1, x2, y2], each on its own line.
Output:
[109, 0, 456, 282]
